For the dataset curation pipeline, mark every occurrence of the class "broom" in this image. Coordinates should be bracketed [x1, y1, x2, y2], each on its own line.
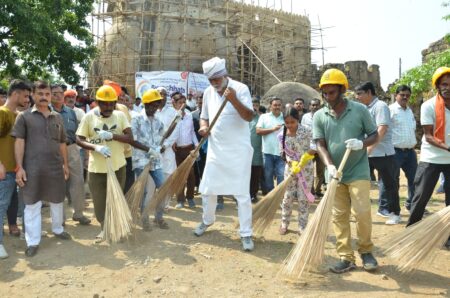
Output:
[143, 94, 229, 216]
[278, 148, 352, 280]
[381, 205, 450, 273]
[104, 158, 133, 243]
[125, 107, 184, 224]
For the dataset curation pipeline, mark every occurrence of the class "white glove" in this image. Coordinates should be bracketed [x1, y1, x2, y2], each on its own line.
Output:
[148, 146, 162, 159]
[95, 145, 111, 157]
[97, 130, 113, 141]
[327, 165, 342, 181]
[345, 138, 363, 151]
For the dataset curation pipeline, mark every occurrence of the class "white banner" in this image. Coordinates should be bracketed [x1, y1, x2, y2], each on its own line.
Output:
[135, 71, 209, 98]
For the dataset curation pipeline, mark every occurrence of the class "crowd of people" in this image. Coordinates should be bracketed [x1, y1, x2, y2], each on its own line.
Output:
[0, 59, 449, 274]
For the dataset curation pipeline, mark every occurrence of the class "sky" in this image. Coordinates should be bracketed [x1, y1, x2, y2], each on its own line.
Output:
[246, 0, 449, 89]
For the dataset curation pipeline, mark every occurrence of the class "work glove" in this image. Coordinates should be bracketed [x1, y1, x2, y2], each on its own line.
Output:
[95, 145, 111, 158]
[97, 129, 113, 141]
[148, 146, 162, 159]
[299, 152, 315, 169]
[345, 138, 363, 151]
[327, 164, 342, 181]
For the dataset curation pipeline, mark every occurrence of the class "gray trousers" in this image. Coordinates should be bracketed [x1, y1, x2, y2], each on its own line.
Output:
[65, 144, 86, 218]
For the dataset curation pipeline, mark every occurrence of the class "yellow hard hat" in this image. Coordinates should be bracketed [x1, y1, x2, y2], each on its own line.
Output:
[96, 85, 118, 102]
[431, 67, 450, 88]
[319, 68, 349, 90]
[142, 89, 162, 104]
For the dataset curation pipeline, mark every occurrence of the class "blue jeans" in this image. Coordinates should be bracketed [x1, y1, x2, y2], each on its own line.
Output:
[392, 148, 418, 209]
[134, 167, 165, 220]
[0, 172, 16, 244]
[263, 153, 285, 192]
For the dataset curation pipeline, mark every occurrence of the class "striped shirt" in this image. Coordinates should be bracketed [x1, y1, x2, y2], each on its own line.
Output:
[389, 101, 417, 149]
[175, 111, 198, 147]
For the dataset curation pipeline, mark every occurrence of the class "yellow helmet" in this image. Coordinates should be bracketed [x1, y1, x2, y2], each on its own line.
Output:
[431, 67, 450, 88]
[142, 89, 162, 104]
[96, 85, 118, 102]
[319, 68, 349, 90]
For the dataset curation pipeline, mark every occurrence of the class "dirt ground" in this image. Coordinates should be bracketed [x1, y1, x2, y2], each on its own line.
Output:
[1, 172, 449, 298]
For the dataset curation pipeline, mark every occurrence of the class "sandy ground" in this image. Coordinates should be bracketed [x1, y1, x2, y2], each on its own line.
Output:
[1, 172, 449, 298]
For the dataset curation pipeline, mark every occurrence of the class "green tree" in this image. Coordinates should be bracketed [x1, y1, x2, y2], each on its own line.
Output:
[0, 0, 96, 85]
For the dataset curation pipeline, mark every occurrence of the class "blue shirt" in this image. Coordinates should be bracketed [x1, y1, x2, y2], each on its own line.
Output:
[52, 105, 78, 144]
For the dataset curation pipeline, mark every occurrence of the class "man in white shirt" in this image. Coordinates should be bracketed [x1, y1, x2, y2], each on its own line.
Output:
[132, 97, 144, 113]
[186, 92, 197, 111]
[193, 57, 254, 251]
[172, 93, 198, 208]
[407, 67, 450, 250]
[301, 98, 325, 197]
[256, 97, 284, 192]
[389, 85, 418, 212]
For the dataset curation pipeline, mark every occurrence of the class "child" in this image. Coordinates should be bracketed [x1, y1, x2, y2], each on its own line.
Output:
[277, 107, 316, 235]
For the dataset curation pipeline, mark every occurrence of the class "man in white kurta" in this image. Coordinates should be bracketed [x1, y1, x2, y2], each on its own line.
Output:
[194, 57, 254, 251]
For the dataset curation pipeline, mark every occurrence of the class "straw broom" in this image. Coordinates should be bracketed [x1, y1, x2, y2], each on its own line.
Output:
[143, 96, 229, 217]
[381, 205, 450, 273]
[249, 171, 297, 236]
[104, 158, 133, 243]
[278, 148, 352, 280]
[125, 108, 183, 225]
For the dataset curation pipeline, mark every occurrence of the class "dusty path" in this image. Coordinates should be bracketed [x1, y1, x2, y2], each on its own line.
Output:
[1, 177, 449, 297]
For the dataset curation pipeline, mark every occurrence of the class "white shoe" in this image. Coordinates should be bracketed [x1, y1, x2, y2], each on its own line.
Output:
[386, 213, 401, 225]
[0, 244, 9, 259]
[194, 222, 210, 236]
[241, 236, 254, 251]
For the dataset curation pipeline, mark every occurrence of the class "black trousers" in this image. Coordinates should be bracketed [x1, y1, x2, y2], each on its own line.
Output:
[124, 157, 135, 194]
[407, 162, 450, 226]
[369, 155, 400, 215]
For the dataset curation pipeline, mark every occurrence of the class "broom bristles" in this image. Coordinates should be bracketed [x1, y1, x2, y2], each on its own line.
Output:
[125, 163, 152, 226]
[382, 205, 450, 273]
[250, 175, 294, 236]
[143, 151, 198, 216]
[104, 159, 133, 243]
[278, 178, 339, 279]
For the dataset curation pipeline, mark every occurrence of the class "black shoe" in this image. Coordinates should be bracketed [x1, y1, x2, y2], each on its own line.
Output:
[251, 197, 259, 204]
[73, 215, 91, 225]
[361, 253, 378, 272]
[445, 238, 450, 250]
[25, 245, 39, 257]
[329, 260, 356, 273]
[54, 231, 72, 240]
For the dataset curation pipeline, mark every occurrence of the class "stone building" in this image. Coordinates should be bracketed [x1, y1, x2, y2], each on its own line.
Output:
[89, 0, 311, 97]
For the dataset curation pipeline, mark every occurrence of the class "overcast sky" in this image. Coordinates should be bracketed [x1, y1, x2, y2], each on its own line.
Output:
[246, 0, 449, 89]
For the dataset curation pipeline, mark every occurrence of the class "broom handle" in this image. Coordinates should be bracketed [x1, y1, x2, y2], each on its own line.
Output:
[192, 97, 229, 155]
[337, 148, 352, 173]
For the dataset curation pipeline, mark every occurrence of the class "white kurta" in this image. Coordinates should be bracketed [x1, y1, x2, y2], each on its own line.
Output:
[156, 105, 179, 175]
[199, 78, 253, 195]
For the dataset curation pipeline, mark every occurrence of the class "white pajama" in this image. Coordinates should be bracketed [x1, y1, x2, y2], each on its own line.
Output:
[24, 201, 64, 246]
[202, 194, 252, 237]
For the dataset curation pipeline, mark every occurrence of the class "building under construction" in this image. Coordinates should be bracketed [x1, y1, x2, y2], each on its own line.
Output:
[89, 0, 312, 96]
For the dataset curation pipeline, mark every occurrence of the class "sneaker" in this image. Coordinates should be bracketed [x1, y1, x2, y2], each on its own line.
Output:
[241, 236, 254, 251]
[216, 202, 224, 211]
[376, 209, 390, 218]
[187, 199, 196, 208]
[25, 245, 39, 257]
[194, 222, 210, 236]
[72, 215, 91, 225]
[94, 231, 104, 243]
[251, 197, 259, 204]
[360, 253, 378, 272]
[54, 231, 72, 240]
[385, 213, 401, 225]
[329, 260, 356, 273]
[279, 225, 288, 235]
[0, 244, 9, 259]
[175, 202, 184, 209]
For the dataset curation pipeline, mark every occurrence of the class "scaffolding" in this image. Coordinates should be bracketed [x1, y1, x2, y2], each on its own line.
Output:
[88, 0, 313, 96]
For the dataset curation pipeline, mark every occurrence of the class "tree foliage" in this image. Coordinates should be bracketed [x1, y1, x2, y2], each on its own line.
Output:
[0, 0, 96, 84]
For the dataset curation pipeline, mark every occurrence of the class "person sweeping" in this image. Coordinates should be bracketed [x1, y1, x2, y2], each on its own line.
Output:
[277, 107, 316, 235]
[76, 85, 133, 242]
[312, 69, 379, 273]
[129, 89, 170, 230]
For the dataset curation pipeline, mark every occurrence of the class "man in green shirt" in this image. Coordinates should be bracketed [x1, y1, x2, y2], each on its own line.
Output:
[313, 69, 379, 273]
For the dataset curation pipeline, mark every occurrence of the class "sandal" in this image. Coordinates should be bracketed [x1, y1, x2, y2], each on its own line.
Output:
[155, 219, 169, 229]
[279, 226, 288, 235]
[9, 224, 21, 237]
